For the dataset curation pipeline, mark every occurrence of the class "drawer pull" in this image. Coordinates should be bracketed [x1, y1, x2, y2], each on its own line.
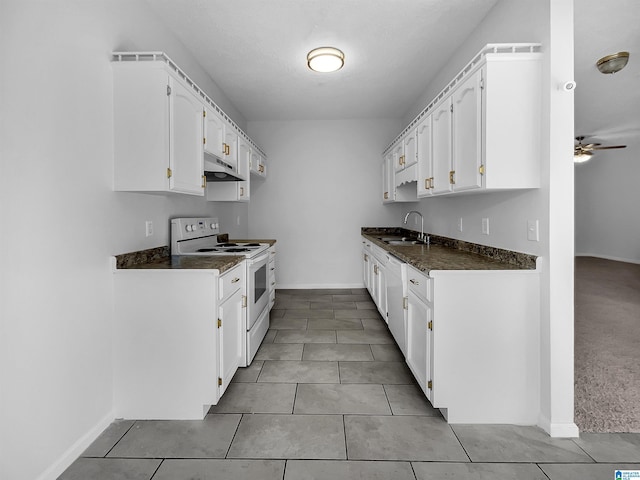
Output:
[270, 267, 275, 271]
[231, 277, 240, 283]
[409, 279, 419, 285]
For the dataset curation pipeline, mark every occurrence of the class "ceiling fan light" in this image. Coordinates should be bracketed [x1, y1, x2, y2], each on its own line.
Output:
[307, 47, 344, 73]
[574, 151, 593, 163]
[596, 51, 630, 74]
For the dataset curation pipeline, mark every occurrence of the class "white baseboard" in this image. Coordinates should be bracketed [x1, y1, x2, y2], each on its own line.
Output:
[538, 413, 579, 438]
[276, 283, 365, 289]
[37, 410, 115, 480]
[575, 253, 640, 265]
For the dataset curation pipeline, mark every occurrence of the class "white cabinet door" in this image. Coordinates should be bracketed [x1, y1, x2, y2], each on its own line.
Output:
[363, 249, 371, 291]
[416, 115, 433, 197]
[250, 149, 266, 177]
[430, 98, 453, 195]
[382, 153, 394, 203]
[169, 77, 205, 195]
[406, 290, 432, 402]
[204, 107, 225, 160]
[452, 69, 483, 192]
[224, 127, 238, 171]
[403, 129, 417, 169]
[218, 286, 243, 397]
[392, 141, 404, 174]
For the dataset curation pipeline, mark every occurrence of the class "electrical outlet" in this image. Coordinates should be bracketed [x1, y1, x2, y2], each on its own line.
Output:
[527, 219, 539, 241]
[481, 217, 490, 235]
[145, 220, 153, 237]
[457, 218, 463, 232]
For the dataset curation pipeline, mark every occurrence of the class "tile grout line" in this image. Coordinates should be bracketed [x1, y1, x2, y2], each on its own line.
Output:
[448, 425, 473, 463]
[100, 420, 137, 459]
[148, 458, 164, 479]
[224, 413, 244, 459]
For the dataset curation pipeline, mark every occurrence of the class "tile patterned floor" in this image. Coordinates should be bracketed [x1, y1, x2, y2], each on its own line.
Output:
[60, 289, 640, 480]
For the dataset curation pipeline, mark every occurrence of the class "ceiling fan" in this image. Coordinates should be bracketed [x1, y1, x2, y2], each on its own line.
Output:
[574, 136, 627, 163]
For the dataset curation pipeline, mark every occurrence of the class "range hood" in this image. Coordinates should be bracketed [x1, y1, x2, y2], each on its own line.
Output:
[204, 151, 242, 182]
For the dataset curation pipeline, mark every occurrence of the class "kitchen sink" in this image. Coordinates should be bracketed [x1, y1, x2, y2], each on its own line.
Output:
[378, 236, 427, 246]
[386, 240, 421, 245]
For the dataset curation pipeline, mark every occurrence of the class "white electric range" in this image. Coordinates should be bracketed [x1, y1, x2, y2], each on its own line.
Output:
[171, 217, 271, 365]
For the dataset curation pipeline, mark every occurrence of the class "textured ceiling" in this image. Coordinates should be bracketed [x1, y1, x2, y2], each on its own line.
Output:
[147, 0, 639, 147]
[574, 0, 640, 145]
[146, 0, 498, 120]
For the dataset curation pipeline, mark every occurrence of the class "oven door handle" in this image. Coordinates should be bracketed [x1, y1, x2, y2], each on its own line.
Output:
[249, 253, 270, 264]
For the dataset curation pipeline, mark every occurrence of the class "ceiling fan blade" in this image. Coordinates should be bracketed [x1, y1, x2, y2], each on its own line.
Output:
[591, 145, 627, 150]
[582, 143, 601, 149]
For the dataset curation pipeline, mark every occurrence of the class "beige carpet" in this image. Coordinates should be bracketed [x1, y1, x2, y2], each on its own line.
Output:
[574, 256, 640, 432]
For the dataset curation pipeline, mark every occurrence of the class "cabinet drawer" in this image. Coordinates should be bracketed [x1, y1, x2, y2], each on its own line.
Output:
[407, 266, 432, 303]
[219, 262, 245, 303]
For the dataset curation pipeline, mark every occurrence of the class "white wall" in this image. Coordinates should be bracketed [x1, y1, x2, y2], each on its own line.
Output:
[247, 119, 405, 287]
[0, 1, 248, 479]
[575, 136, 640, 263]
[400, 0, 577, 436]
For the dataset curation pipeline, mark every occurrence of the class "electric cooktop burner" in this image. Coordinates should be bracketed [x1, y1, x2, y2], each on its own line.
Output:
[216, 243, 238, 247]
[225, 248, 251, 253]
[197, 248, 219, 252]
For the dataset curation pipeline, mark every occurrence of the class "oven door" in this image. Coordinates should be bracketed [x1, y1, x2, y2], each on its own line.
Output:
[247, 253, 269, 330]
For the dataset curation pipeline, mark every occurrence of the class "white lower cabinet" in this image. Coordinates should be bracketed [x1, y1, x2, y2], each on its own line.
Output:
[405, 268, 433, 402]
[113, 261, 246, 420]
[360, 240, 541, 424]
[362, 240, 388, 322]
[217, 263, 245, 397]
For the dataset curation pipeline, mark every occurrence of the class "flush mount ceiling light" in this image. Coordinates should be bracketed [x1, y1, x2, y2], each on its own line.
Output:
[596, 51, 630, 74]
[307, 47, 344, 73]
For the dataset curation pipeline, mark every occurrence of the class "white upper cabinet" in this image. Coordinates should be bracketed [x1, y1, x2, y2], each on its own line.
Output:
[416, 115, 432, 196]
[388, 44, 542, 200]
[113, 62, 205, 195]
[402, 129, 418, 170]
[430, 97, 453, 195]
[169, 77, 205, 195]
[206, 136, 250, 202]
[204, 107, 226, 160]
[112, 52, 267, 197]
[451, 69, 483, 192]
[250, 149, 267, 177]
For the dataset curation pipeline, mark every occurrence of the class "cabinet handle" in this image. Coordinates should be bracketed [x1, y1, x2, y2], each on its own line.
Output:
[430, 177, 434, 189]
[449, 170, 455, 184]
[402, 297, 408, 310]
[424, 178, 429, 190]
[409, 278, 419, 285]
[479, 165, 485, 175]
[240, 186, 244, 197]
[222, 142, 227, 154]
[384, 192, 389, 200]
[364, 254, 369, 262]
[242, 295, 247, 308]
[374, 265, 378, 275]
[271, 282, 275, 286]
[231, 277, 240, 283]
[201, 175, 206, 188]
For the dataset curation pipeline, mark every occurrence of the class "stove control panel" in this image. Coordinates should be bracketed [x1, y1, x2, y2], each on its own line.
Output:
[171, 217, 220, 241]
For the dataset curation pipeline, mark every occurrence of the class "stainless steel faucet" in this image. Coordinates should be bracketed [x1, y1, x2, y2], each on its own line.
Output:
[403, 210, 428, 244]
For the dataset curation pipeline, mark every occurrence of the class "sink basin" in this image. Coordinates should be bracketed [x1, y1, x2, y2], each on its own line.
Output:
[386, 240, 421, 246]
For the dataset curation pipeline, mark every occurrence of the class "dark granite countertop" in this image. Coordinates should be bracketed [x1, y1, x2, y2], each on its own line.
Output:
[114, 237, 276, 272]
[114, 246, 243, 273]
[362, 228, 537, 274]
